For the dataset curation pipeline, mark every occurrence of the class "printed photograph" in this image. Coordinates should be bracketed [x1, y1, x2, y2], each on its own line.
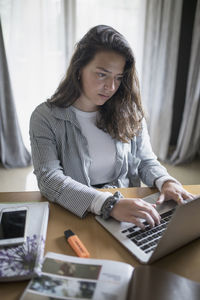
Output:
[42, 258, 101, 280]
[27, 274, 96, 299]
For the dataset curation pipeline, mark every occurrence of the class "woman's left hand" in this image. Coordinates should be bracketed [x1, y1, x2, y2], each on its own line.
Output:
[156, 181, 195, 205]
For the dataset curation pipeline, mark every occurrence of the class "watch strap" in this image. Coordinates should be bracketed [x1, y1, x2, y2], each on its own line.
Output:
[100, 191, 123, 220]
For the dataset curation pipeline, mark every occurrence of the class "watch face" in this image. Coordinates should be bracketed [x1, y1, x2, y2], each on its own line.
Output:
[101, 197, 118, 220]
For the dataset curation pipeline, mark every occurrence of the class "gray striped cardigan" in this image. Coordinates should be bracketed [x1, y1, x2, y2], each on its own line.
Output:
[29, 102, 171, 218]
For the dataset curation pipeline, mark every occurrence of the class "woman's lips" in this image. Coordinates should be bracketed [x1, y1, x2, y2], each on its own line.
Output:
[98, 93, 110, 99]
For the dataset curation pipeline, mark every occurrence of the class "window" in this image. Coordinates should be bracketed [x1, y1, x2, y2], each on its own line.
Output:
[1, 0, 146, 149]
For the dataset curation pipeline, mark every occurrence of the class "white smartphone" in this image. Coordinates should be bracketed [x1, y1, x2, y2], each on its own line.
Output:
[0, 206, 28, 246]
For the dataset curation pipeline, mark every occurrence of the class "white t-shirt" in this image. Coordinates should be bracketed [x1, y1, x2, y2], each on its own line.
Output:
[72, 106, 116, 185]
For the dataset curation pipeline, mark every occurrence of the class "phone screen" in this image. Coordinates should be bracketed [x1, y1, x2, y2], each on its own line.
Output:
[0, 209, 27, 239]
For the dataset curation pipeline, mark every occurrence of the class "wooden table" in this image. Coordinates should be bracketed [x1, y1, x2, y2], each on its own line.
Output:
[1, 185, 200, 299]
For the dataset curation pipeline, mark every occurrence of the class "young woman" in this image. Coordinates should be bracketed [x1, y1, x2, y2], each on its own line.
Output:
[30, 25, 194, 229]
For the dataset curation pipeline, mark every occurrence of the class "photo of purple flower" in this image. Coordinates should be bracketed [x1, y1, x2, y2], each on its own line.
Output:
[0, 234, 45, 279]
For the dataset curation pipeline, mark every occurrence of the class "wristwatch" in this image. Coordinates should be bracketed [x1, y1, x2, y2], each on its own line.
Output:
[100, 191, 123, 220]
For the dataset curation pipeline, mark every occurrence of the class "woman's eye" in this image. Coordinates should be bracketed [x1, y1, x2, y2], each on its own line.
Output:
[97, 73, 106, 78]
[116, 76, 123, 82]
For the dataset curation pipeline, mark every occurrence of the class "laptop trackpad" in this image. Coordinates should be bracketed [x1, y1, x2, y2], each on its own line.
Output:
[142, 192, 177, 214]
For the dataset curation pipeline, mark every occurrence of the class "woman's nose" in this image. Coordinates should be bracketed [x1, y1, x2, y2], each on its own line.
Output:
[105, 78, 116, 91]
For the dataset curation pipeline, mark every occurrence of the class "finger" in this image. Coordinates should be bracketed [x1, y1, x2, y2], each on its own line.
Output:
[190, 193, 198, 199]
[136, 199, 158, 214]
[156, 193, 165, 205]
[134, 200, 160, 224]
[175, 193, 184, 205]
[182, 192, 196, 200]
[135, 211, 157, 228]
[125, 210, 154, 228]
[142, 201, 157, 209]
[142, 205, 161, 225]
[131, 217, 146, 230]
[123, 215, 145, 229]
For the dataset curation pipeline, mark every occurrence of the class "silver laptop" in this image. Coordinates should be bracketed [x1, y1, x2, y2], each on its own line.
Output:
[95, 193, 200, 264]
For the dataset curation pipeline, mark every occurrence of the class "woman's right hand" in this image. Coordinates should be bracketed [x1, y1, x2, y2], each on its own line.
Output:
[110, 198, 161, 229]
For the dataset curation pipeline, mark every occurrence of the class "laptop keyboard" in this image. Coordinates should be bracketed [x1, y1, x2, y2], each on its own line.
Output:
[121, 209, 175, 254]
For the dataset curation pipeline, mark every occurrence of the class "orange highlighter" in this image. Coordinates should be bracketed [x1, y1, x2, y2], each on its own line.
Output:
[64, 229, 90, 258]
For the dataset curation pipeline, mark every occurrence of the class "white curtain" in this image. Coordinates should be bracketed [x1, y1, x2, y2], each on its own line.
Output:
[170, 0, 200, 164]
[141, 0, 183, 161]
[0, 0, 74, 150]
[0, 19, 31, 168]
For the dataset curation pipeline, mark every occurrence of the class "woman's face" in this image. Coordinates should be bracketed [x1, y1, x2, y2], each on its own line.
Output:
[74, 50, 126, 112]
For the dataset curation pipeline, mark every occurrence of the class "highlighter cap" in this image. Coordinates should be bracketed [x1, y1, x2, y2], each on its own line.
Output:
[64, 229, 75, 239]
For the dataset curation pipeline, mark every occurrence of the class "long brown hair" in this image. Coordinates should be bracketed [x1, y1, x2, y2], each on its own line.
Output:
[48, 25, 144, 142]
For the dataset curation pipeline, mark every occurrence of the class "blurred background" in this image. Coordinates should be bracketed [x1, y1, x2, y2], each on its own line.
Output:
[0, 0, 199, 191]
